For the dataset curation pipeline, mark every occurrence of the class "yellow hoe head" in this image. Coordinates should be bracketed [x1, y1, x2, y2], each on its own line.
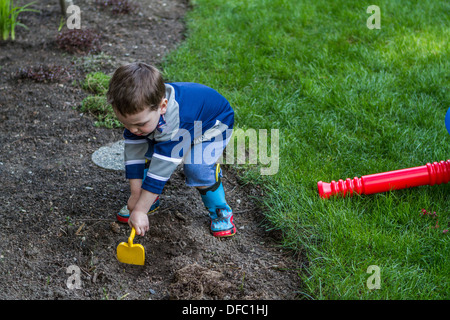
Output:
[116, 227, 145, 266]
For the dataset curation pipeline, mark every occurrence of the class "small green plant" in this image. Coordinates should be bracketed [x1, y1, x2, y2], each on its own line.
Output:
[72, 52, 115, 73]
[102, 287, 109, 300]
[81, 71, 110, 95]
[80, 95, 121, 128]
[65, 216, 73, 226]
[57, 15, 65, 32]
[0, 0, 38, 41]
[80, 71, 122, 128]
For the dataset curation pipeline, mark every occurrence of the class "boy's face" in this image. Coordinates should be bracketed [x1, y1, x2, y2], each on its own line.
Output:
[115, 99, 168, 136]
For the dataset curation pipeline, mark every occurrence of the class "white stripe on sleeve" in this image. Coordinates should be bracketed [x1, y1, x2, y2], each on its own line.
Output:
[152, 153, 183, 164]
[147, 172, 170, 182]
[125, 139, 148, 144]
[125, 159, 146, 166]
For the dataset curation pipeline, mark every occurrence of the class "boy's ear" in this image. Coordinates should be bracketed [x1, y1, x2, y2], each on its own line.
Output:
[160, 98, 168, 115]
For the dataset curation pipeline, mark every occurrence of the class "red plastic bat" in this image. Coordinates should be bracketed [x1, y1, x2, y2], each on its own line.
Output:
[318, 160, 450, 198]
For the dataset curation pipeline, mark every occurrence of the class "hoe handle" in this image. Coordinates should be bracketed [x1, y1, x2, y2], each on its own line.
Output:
[128, 227, 136, 246]
[318, 160, 450, 199]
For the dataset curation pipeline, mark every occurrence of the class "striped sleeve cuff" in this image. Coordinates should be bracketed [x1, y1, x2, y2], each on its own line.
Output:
[125, 162, 145, 180]
[141, 174, 167, 194]
[140, 153, 182, 194]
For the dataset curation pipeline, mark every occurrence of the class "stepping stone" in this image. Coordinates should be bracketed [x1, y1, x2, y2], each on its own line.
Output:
[91, 140, 125, 171]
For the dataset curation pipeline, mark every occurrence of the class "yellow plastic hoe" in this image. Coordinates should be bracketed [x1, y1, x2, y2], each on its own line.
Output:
[116, 227, 145, 266]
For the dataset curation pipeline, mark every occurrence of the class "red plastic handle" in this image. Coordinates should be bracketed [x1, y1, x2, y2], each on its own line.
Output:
[318, 160, 450, 198]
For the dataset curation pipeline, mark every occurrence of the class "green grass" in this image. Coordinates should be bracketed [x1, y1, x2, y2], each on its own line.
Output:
[160, 0, 450, 299]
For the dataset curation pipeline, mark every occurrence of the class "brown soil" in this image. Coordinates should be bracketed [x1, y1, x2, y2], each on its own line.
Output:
[0, 0, 300, 300]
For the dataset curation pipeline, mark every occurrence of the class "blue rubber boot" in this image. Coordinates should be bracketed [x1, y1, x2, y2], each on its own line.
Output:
[199, 168, 236, 237]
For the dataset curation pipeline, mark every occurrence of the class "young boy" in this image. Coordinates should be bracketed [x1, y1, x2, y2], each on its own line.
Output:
[106, 62, 236, 238]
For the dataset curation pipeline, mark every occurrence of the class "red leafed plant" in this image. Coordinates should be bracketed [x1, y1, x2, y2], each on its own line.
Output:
[16, 64, 71, 82]
[56, 29, 102, 55]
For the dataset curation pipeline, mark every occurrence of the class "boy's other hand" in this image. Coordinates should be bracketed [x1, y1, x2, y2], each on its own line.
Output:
[127, 193, 140, 213]
[129, 210, 149, 236]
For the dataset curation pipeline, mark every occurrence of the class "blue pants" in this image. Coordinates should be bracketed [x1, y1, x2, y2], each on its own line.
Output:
[184, 130, 231, 186]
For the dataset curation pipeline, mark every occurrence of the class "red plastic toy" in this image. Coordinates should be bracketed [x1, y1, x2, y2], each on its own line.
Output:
[318, 160, 450, 199]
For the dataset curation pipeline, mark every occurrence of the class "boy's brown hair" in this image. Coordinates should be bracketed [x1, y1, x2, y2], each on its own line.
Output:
[107, 62, 166, 116]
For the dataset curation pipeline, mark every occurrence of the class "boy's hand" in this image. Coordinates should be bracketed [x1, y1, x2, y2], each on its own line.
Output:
[129, 210, 149, 236]
[127, 188, 159, 237]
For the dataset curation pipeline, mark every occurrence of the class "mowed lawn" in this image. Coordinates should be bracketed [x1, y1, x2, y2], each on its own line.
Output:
[162, 0, 450, 299]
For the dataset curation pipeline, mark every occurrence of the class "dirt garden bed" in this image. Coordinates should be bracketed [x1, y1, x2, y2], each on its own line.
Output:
[0, 0, 300, 300]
